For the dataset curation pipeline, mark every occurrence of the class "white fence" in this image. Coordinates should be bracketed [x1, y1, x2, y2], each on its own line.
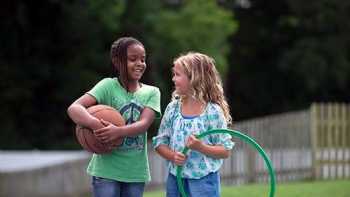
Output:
[311, 103, 350, 179]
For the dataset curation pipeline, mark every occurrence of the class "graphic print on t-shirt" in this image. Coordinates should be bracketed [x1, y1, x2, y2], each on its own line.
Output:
[118, 99, 144, 150]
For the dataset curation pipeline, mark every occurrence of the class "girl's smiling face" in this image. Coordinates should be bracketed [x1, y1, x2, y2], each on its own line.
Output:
[172, 62, 190, 96]
[127, 44, 146, 82]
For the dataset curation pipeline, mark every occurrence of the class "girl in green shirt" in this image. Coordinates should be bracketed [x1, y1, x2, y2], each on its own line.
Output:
[67, 37, 161, 197]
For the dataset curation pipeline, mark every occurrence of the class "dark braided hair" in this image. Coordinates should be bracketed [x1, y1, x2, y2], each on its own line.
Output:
[110, 37, 144, 91]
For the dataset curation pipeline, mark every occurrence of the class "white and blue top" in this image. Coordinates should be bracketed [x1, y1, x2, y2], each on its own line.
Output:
[152, 99, 234, 179]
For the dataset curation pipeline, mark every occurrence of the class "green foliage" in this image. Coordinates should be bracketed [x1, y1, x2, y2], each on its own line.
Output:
[149, 0, 237, 75]
[145, 0, 238, 119]
[0, 0, 237, 149]
[279, 1, 350, 99]
[0, 0, 125, 149]
[1, 0, 349, 149]
[225, 0, 350, 120]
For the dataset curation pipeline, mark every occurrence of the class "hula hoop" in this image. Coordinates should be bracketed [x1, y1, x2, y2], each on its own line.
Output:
[176, 129, 276, 197]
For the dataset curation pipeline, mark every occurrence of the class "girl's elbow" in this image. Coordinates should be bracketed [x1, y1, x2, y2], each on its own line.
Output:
[67, 104, 73, 116]
[139, 119, 154, 131]
[67, 103, 80, 118]
[222, 150, 230, 159]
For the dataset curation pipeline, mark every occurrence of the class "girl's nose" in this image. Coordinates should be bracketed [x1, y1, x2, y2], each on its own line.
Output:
[137, 61, 145, 67]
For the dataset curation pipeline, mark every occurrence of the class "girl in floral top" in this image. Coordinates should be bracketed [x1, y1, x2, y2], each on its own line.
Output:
[152, 52, 234, 197]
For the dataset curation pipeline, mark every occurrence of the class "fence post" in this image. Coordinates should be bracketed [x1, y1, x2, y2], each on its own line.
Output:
[342, 104, 350, 178]
[310, 103, 319, 180]
[246, 147, 256, 183]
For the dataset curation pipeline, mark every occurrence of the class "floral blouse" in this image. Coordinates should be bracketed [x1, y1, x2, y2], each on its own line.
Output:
[152, 100, 234, 179]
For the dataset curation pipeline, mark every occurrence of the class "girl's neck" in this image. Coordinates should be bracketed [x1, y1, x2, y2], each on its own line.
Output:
[127, 81, 141, 92]
[181, 97, 206, 116]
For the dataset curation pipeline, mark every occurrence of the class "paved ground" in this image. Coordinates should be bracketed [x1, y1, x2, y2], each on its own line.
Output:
[0, 150, 90, 172]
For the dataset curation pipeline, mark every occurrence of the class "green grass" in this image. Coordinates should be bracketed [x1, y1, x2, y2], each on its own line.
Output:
[144, 179, 350, 197]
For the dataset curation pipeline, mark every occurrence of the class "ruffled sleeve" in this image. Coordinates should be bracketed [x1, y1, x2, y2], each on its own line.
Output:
[208, 104, 235, 150]
[152, 101, 177, 149]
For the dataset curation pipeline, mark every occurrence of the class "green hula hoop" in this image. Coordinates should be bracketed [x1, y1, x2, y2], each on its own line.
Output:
[176, 129, 276, 197]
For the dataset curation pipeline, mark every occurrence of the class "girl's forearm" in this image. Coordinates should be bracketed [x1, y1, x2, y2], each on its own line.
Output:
[118, 108, 155, 137]
[155, 145, 175, 161]
[117, 120, 151, 137]
[67, 104, 101, 130]
[197, 144, 230, 159]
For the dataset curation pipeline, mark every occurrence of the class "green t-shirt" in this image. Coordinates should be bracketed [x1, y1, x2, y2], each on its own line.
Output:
[86, 77, 161, 182]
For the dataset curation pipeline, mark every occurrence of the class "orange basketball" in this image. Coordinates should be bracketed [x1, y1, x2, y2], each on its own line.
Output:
[75, 104, 125, 154]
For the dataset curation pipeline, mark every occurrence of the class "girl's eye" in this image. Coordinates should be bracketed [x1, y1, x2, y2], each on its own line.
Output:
[128, 56, 145, 63]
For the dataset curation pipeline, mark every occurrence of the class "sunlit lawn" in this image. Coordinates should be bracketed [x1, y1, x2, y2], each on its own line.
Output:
[144, 179, 350, 197]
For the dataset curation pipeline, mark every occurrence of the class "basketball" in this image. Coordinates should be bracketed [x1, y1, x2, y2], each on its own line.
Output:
[75, 104, 125, 154]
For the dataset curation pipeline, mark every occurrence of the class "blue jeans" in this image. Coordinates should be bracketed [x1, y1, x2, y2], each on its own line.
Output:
[166, 172, 220, 197]
[92, 176, 145, 197]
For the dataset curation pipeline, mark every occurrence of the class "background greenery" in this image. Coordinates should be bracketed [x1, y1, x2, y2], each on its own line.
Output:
[1, 0, 349, 149]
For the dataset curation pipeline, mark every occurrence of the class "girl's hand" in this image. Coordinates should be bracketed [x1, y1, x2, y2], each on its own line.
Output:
[93, 119, 123, 147]
[186, 135, 204, 151]
[173, 151, 186, 166]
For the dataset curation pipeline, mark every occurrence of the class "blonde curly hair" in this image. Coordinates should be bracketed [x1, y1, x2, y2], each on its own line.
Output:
[172, 52, 232, 125]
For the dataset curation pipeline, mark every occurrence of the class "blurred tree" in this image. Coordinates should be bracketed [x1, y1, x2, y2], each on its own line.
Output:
[3, 0, 348, 149]
[224, 0, 350, 120]
[0, 0, 237, 149]
[147, 0, 238, 114]
[0, 0, 125, 149]
[279, 0, 350, 103]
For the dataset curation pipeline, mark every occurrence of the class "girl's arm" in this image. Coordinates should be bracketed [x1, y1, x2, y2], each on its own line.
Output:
[94, 107, 155, 144]
[67, 94, 102, 130]
[114, 107, 155, 137]
[187, 135, 230, 159]
[155, 145, 186, 166]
